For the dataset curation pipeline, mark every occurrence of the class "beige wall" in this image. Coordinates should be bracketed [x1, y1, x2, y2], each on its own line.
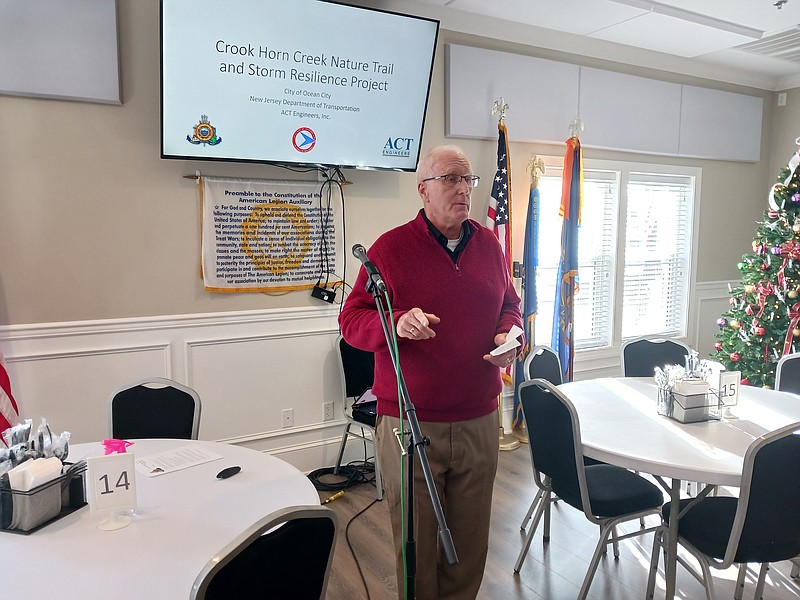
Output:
[0, 0, 787, 326]
[769, 89, 800, 179]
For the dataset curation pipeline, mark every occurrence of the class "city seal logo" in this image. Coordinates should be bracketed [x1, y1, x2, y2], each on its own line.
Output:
[187, 115, 222, 146]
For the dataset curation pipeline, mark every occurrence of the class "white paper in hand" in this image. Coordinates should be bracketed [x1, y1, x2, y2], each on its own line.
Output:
[490, 325, 523, 356]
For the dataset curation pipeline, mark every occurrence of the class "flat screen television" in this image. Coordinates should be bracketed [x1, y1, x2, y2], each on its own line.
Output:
[160, 0, 439, 172]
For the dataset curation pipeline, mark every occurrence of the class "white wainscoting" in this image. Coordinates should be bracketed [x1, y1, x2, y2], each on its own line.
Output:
[691, 280, 735, 359]
[0, 282, 732, 472]
[0, 307, 352, 473]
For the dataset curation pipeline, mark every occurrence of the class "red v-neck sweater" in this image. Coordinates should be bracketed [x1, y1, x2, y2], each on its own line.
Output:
[339, 211, 523, 422]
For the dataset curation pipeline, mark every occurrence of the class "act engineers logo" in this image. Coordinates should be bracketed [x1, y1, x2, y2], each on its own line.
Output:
[292, 127, 316, 153]
[382, 136, 413, 158]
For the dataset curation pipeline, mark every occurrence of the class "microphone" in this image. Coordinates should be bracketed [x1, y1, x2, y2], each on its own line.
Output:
[352, 244, 387, 293]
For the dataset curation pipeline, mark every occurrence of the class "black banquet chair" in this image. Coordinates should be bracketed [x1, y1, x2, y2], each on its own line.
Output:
[514, 378, 664, 600]
[775, 353, 800, 578]
[523, 344, 563, 386]
[190, 504, 338, 600]
[108, 377, 201, 440]
[646, 422, 800, 600]
[621, 336, 691, 377]
[334, 335, 382, 500]
[775, 352, 800, 395]
[519, 345, 563, 539]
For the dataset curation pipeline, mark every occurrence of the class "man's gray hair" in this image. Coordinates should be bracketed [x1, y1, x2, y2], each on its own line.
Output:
[416, 145, 468, 184]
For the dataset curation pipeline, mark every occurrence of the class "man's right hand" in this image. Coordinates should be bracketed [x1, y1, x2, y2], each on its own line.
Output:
[397, 308, 440, 340]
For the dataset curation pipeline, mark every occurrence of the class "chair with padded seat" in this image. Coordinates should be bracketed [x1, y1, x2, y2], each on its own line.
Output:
[190, 504, 337, 600]
[523, 344, 563, 387]
[646, 421, 800, 600]
[519, 345, 607, 539]
[775, 353, 800, 578]
[108, 377, 201, 440]
[776, 352, 800, 396]
[514, 378, 664, 599]
[333, 335, 382, 500]
[519, 345, 563, 539]
[621, 336, 691, 378]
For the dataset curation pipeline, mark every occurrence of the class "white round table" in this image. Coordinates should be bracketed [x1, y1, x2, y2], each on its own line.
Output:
[559, 377, 800, 600]
[0, 439, 319, 600]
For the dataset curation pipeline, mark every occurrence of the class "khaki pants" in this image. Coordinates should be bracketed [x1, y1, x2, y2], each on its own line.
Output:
[376, 411, 499, 600]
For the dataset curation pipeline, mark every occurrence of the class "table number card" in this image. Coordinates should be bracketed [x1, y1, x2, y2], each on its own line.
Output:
[87, 452, 137, 530]
[717, 371, 741, 419]
[718, 371, 741, 407]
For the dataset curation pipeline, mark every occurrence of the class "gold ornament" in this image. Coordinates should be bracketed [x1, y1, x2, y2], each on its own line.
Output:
[794, 328, 800, 337]
[729, 319, 739, 328]
[789, 290, 799, 299]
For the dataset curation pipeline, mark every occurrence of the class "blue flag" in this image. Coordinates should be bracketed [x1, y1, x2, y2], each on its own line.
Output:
[551, 137, 582, 383]
[512, 181, 541, 429]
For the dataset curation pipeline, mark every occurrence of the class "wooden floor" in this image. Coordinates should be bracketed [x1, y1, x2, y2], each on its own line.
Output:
[318, 444, 800, 600]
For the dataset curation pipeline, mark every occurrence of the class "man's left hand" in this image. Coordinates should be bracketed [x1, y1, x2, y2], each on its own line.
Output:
[483, 332, 516, 367]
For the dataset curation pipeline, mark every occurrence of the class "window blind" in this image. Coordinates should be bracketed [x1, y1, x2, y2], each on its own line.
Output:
[621, 173, 693, 339]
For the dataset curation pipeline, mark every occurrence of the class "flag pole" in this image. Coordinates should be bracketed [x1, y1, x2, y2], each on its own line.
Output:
[490, 97, 520, 452]
[552, 116, 584, 383]
[511, 156, 546, 445]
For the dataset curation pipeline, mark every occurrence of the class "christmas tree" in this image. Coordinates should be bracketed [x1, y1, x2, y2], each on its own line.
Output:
[713, 147, 800, 388]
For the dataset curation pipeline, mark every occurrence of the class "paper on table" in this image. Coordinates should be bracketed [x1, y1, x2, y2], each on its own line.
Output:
[490, 325, 523, 356]
[134, 445, 222, 477]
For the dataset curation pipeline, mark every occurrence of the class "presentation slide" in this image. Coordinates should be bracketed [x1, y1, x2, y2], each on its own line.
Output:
[161, 0, 438, 171]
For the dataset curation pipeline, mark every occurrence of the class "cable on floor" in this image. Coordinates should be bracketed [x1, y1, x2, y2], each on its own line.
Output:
[307, 459, 376, 493]
[345, 497, 380, 600]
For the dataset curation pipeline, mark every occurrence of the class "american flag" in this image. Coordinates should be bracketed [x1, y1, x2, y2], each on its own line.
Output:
[486, 121, 512, 273]
[0, 353, 19, 444]
[486, 121, 513, 383]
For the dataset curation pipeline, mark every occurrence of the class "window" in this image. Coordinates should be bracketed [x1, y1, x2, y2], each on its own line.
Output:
[529, 159, 697, 351]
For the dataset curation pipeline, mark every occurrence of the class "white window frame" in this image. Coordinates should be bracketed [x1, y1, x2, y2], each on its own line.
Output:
[530, 155, 701, 369]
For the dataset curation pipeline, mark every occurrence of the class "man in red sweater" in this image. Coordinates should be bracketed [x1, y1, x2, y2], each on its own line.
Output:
[338, 145, 522, 599]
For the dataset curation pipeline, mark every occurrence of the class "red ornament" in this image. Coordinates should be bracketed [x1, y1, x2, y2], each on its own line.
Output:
[754, 326, 766, 336]
[769, 210, 779, 218]
[730, 352, 741, 362]
[741, 378, 749, 385]
[762, 263, 770, 270]
[714, 342, 722, 350]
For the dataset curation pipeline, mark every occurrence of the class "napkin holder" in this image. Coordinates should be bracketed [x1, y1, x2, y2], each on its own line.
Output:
[0, 462, 87, 534]
[658, 379, 712, 424]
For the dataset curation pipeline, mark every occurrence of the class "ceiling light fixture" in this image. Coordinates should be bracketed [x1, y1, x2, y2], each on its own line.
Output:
[609, 0, 762, 38]
[774, 0, 789, 9]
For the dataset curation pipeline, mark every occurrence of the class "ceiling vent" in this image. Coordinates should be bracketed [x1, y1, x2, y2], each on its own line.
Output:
[736, 26, 800, 64]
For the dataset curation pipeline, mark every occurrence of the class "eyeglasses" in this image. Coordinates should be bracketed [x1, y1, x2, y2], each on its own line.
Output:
[422, 174, 481, 188]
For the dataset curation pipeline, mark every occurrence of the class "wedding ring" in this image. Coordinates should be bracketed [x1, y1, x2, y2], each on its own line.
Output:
[410, 327, 417, 334]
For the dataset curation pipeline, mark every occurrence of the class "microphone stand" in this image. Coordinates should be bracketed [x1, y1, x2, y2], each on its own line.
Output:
[365, 278, 458, 600]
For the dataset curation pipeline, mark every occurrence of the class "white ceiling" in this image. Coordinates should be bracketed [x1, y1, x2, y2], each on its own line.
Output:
[404, 0, 800, 90]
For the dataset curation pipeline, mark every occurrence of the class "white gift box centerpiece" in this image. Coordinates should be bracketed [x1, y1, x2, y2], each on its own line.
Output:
[655, 349, 713, 423]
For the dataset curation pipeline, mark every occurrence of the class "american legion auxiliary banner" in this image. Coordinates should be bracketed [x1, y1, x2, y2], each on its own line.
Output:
[201, 177, 343, 292]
